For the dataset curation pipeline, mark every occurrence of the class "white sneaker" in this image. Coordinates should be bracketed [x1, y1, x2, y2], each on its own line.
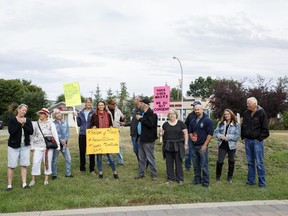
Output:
[44, 181, 49, 185]
[29, 180, 36, 187]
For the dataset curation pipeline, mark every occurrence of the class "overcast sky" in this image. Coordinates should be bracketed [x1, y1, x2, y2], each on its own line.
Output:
[1, 0, 288, 100]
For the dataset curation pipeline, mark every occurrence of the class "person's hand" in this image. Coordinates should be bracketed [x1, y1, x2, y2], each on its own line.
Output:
[221, 135, 227, 141]
[61, 140, 67, 147]
[200, 145, 207, 153]
[73, 111, 77, 117]
[136, 114, 142, 120]
[184, 144, 189, 153]
[18, 117, 26, 126]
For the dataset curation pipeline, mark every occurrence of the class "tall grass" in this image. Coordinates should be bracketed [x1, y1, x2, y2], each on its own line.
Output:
[0, 128, 287, 213]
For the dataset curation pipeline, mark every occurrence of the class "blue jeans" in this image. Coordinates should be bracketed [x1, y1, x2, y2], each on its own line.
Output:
[52, 147, 72, 176]
[191, 144, 209, 185]
[107, 140, 124, 165]
[184, 139, 193, 170]
[131, 136, 139, 161]
[116, 140, 124, 164]
[97, 154, 116, 173]
[138, 141, 157, 177]
[245, 139, 266, 187]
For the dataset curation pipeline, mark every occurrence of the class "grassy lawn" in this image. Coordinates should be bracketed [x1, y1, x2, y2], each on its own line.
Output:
[0, 127, 287, 213]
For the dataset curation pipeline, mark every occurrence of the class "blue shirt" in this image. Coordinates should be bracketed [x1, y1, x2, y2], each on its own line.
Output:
[53, 119, 69, 142]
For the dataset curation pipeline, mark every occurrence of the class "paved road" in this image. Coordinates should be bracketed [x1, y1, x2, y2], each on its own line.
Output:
[0, 200, 287, 216]
[0, 129, 8, 136]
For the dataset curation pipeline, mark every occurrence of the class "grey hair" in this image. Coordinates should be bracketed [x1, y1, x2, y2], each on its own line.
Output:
[52, 108, 61, 119]
[167, 109, 178, 119]
[247, 97, 258, 105]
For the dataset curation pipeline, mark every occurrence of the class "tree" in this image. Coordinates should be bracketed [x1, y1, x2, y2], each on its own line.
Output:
[106, 88, 115, 100]
[0, 79, 48, 123]
[186, 76, 216, 98]
[93, 84, 103, 106]
[247, 75, 288, 119]
[170, 87, 181, 100]
[118, 82, 129, 114]
[210, 79, 247, 119]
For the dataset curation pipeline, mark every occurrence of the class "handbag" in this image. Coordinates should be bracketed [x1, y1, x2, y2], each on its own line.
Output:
[37, 122, 58, 149]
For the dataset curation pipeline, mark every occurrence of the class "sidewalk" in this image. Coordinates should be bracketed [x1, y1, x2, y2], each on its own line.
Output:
[1, 200, 288, 216]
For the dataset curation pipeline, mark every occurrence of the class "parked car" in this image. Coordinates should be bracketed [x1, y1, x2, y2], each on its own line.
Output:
[0, 120, 3, 129]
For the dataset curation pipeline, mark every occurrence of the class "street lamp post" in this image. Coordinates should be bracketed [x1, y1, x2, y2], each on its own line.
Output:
[173, 56, 184, 121]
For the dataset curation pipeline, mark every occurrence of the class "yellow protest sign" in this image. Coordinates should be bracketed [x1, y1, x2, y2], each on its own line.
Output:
[63, 82, 82, 106]
[86, 128, 119, 154]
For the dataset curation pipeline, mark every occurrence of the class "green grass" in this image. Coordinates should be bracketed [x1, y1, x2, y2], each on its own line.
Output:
[0, 128, 288, 213]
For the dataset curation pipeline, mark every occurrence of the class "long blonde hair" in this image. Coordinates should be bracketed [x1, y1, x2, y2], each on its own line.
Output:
[220, 109, 237, 124]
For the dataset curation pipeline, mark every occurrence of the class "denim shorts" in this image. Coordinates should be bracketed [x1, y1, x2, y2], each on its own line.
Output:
[8, 146, 30, 168]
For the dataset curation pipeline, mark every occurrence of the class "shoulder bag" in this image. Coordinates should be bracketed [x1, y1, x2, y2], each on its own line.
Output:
[37, 122, 58, 149]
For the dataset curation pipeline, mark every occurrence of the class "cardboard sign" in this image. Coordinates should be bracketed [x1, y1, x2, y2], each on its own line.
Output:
[86, 128, 119, 154]
[63, 82, 82, 106]
[153, 86, 170, 113]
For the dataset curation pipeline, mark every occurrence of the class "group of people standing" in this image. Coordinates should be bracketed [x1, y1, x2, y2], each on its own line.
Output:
[7, 105, 72, 190]
[164, 96, 269, 188]
[6, 96, 269, 190]
[75, 97, 126, 179]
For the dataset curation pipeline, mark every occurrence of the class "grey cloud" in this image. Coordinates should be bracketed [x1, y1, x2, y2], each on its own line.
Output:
[0, 51, 88, 72]
[174, 15, 288, 51]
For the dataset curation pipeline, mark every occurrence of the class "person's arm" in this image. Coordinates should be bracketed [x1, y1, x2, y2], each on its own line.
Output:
[139, 114, 157, 128]
[8, 118, 22, 136]
[51, 123, 60, 150]
[200, 134, 213, 152]
[30, 122, 36, 151]
[183, 128, 188, 150]
[226, 123, 241, 142]
[259, 111, 270, 140]
[23, 119, 34, 135]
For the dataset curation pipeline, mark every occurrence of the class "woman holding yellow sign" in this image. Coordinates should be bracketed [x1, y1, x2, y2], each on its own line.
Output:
[90, 101, 119, 179]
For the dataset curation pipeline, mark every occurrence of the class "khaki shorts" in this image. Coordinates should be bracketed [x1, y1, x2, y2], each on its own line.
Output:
[7, 146, 30, 168]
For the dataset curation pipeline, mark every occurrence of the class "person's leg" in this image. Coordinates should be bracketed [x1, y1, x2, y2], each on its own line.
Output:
[107, 154, 117, 172]
[20, 166, 27, 187]
[7, 168, 14, 190]
[44, 149, 53, 185]
[79, 135, 86, 172]
[89, 154, 95, 173]
[131, 136, 139, 161]
[107, 154, 118, 179]
[7, 146, 18, 189]
[191, 145, 201, 184]
[19, 145, 30, 187]
[116, 138, 124, 165]
[254, 140, 266, 187]
[200, 146, 209, 187]
[165, 151, 174, 181]
[245, 139, 256, 185]
[62, 147, 72, 176]
[30, 149, 44, 186]
[51, 149, 58, 178]
[216, 148, 226, 180]
[227, 149, 236, 182]
[184, 139, 192, 170]
[96, 154, 103, 178]
[136, 141, 146, 177]
[143, 142, 157, 178]
[175, 151, 184, 182]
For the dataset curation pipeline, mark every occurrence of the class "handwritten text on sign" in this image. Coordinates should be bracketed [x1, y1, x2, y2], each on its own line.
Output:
[153, 86, 170, 114]
[63, 82, 82, 107]
[86, 128, 119, 154]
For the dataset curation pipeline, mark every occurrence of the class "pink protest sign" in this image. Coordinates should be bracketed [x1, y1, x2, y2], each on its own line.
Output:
[153, 86, 170, 113]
